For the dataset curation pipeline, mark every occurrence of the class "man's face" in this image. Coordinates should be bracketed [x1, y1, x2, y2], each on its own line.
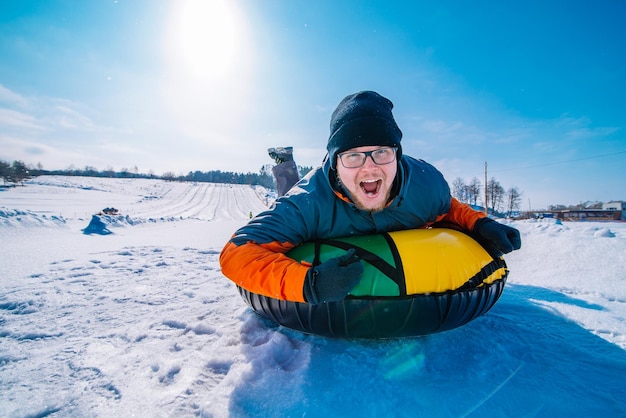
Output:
[335, 145, 398, 212]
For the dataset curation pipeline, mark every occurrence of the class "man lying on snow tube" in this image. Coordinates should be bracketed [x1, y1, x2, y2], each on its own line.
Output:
[220, 91, 521, 338]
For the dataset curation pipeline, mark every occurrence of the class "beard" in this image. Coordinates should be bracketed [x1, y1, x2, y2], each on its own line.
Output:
[348, 187, 392, 213]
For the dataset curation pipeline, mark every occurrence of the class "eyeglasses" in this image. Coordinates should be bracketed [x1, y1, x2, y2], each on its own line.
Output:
[338, 147, 397, 168]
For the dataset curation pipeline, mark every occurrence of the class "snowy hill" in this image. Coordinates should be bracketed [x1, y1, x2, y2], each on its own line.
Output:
[1, 176, 625, 417]
[1, 175, 271, 223]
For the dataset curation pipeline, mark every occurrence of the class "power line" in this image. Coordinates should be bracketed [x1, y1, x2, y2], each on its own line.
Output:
[491, 150, 626, 172]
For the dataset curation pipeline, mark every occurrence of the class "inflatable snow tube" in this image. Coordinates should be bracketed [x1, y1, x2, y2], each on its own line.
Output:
[238, 228, 508, 338]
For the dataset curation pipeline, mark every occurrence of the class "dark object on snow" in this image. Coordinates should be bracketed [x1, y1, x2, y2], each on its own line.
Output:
[101, 207, 119, 215]
[268, 147, 300, 197]
[82, 215, 112, 235]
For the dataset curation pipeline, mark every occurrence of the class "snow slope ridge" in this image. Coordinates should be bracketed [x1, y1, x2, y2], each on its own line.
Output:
[0, 208, 67, 228]
[1, 175, 271, 224]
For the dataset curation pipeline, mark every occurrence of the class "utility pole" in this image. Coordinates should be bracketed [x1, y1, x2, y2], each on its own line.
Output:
[484, 162, 488, 215]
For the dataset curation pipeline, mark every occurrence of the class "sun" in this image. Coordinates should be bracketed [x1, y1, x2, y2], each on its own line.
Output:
[167, 0, 245, 82]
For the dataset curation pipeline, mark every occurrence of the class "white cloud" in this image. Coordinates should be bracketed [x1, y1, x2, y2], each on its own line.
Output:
[0, 84, 29, 107]
[46, 103, 96, 131]
[0, 108, 44, 130]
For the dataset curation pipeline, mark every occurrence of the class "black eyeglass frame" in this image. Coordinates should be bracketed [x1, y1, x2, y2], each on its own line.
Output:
[337, 147, 398, 168]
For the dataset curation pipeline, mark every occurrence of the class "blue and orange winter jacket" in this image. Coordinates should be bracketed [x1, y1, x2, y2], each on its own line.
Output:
[219, 155, 486, 302]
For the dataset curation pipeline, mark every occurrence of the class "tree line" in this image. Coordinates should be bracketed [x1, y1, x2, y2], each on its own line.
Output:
[452, 176, 522, 217]
[0, 160, 30, 185]
[0, 159, 312, 191]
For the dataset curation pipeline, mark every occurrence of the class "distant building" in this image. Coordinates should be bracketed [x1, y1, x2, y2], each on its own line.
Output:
[602, 201, 625, 220]
[602, 201, 624, 211]
[541, 201, 624, 221]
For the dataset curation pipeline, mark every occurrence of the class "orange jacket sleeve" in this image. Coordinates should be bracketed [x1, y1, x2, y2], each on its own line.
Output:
[220, 240, 310, 302]
[432, 197, 487, 231]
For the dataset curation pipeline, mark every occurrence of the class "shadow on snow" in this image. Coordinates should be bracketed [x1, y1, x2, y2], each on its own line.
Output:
[228, 284, 626, 418]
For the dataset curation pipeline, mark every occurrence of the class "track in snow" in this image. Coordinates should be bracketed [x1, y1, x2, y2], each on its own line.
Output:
[1, 176, 271, 223]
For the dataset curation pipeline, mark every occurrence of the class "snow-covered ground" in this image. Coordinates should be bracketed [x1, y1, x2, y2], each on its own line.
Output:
[1, 176, 625, 417]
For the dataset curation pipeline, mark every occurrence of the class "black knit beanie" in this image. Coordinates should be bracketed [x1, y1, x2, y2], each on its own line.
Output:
[327, 91, 403, 169]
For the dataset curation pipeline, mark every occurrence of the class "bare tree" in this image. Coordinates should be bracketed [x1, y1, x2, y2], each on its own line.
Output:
[162, 171, 177, 181]
[486, 177, 505, 214]
[452, 176, 483, 207]
[467, 177, 482, 206]
[452, 177, 467, 203]
[505, 187, 522, 216]
[0, 160, 31, 185]
[11, 160, 30, 185]
[0, 160, 11, 184]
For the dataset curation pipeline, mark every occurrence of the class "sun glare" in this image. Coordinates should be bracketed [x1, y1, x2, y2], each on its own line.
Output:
[169, 0, 245, 82]
[161, 0, 256, 147]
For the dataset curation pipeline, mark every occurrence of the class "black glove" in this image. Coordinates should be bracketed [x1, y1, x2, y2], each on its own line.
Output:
[303, 248, 364, 305]
[473, 218, 522, 256]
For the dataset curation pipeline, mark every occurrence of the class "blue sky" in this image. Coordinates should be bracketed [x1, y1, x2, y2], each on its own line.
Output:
[1, 0, 624, 209]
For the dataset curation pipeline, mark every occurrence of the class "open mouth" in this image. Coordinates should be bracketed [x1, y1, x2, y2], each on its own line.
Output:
[360, 179, 382, 196]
